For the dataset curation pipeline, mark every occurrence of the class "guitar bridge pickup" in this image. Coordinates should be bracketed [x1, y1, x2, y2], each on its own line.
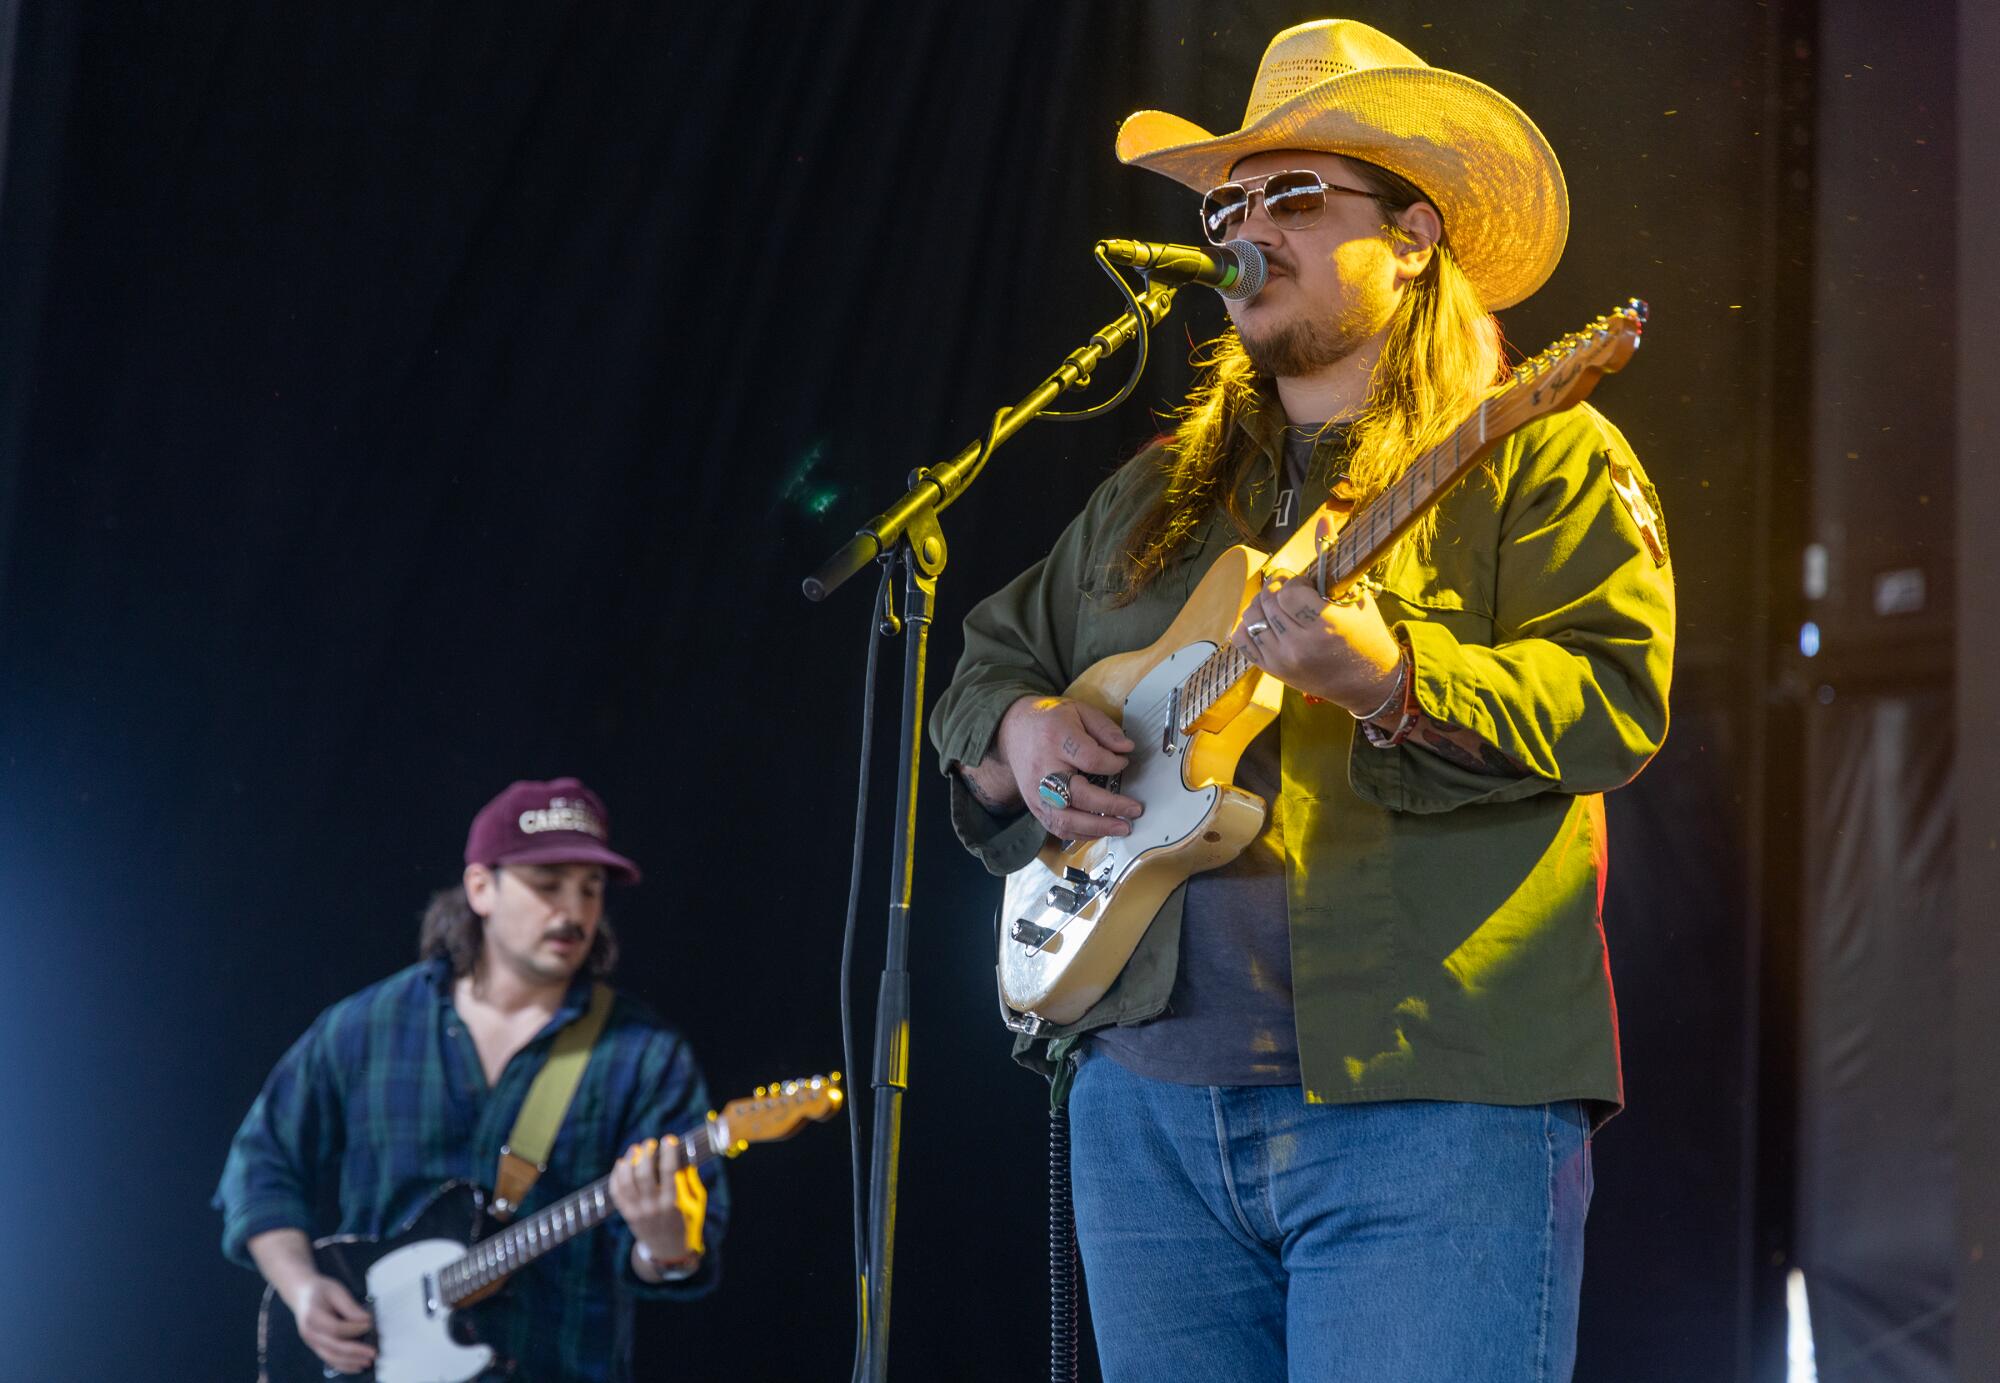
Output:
[1011, 918, 1059, 949]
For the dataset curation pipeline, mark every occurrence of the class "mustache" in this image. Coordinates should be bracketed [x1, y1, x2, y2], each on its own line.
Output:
[544, 925, 588, 944]
[1260, 252, 1294, 278]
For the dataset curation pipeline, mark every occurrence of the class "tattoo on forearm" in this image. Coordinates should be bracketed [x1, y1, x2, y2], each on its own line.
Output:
[959, 765, 1013, 812]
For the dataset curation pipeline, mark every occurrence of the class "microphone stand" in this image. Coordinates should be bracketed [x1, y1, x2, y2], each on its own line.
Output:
[803, 276, 1180, 1383]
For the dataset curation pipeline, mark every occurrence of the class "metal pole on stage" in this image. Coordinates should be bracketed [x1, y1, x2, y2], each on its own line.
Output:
[803, 275, 1181, 1383]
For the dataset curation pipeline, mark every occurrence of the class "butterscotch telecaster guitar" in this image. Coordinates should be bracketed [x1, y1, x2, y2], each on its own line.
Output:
[998, 303, 1648, 1031]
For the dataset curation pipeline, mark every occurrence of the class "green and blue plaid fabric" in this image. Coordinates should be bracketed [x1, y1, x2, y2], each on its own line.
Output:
[215, 958, 727, 1382]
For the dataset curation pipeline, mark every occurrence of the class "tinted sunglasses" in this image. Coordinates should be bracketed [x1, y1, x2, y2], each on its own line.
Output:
[1198, 169, 1385, 245]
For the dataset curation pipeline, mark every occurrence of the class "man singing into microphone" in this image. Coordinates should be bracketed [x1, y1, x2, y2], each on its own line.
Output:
[932, 19, 1674, 1382]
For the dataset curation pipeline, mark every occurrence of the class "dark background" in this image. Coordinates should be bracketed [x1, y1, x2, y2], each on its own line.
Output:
[0, 2, 1980, 1380]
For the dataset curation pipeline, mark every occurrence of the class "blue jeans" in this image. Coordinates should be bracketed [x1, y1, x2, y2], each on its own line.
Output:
[1068, 1052, 1593, 1382]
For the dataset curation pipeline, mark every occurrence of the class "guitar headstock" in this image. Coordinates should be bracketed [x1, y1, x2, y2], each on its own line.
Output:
[1506, 298, 1648, 416]
[713, 1073, 845, 1154]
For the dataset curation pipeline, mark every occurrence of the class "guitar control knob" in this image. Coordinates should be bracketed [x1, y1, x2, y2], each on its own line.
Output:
[1045, 885, 1084, 913]
[1011, 918, 1058, 948]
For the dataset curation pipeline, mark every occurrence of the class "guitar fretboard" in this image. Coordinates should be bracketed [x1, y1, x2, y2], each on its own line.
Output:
[1169, 320, 1616, 734]
[437, 1120, 723, 1305]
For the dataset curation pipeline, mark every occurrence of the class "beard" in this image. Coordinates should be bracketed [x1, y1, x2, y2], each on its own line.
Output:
[1238, 314, 1361, 378]
[1235, 264, 1401, 379]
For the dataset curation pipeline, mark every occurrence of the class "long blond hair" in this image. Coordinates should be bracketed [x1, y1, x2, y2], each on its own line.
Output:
[1113, 163, 1505, 602]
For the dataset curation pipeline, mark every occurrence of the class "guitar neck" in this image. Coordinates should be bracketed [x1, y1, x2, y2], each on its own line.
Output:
[437, 1119, 724, 1305]
[1175, 395, 1511, 730]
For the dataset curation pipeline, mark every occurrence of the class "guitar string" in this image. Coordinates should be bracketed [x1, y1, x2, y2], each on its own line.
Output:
[1111, 445, 1442, 762]
[1089, 352, 1580, 781]
[442, 1119, 731, 1300]
[445, 1123, 722, 1297]
[1153, 390, 1497, 733]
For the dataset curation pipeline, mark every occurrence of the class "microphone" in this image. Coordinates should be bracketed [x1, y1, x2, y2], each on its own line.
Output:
[1097, 238, 1267, 301]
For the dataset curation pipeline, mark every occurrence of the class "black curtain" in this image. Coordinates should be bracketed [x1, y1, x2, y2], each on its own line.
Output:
[1797, 692, 1956, 1382]
[0, 3, 1787, 1378]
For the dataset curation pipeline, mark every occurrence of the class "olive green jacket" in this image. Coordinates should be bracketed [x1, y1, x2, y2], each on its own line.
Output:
[930, 394, 1675, 1114]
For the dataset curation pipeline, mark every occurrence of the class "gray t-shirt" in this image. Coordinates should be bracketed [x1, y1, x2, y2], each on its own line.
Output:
[1093, 424, 1348, 1085]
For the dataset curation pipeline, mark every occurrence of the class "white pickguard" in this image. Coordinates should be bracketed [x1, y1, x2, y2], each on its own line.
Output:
[998, 642, 1266, 1023]
[365, 1238, 494, 1383]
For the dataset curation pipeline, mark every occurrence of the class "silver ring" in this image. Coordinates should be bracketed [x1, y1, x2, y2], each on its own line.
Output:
[1037, 772, 1073, 810]
[1245, 621, 1271, 637]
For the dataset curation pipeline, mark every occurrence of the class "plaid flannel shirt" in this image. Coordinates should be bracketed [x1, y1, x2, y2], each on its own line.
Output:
[214, 957, 727, 1383]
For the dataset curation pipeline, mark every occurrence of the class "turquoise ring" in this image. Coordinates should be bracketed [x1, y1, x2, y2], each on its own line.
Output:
[1036, 772, 1073, 810]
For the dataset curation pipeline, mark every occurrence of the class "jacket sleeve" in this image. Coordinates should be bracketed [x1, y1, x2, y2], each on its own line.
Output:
[614, 1027, 731, 1301]
[929, 461, 1140, 873]
[1349, 409, 1676, 813]
[213, 1011, 345, 1267]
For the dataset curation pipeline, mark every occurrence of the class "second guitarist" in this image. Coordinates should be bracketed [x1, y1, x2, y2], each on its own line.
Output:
[931, 18, 1675, 1383]
[214, 776, 725, 1383]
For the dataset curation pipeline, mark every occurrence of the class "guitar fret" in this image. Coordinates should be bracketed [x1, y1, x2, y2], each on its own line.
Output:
[1172, 364, 1539, 733]
[440, 1171, 614, 1307]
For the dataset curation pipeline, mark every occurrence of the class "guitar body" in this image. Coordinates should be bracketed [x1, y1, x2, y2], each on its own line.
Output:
[258, 1182, 506, 1383]
[1000, 542, 1283, 1025]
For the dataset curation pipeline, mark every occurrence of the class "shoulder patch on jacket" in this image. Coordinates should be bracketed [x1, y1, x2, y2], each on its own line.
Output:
[1607, 458, 1670, 567]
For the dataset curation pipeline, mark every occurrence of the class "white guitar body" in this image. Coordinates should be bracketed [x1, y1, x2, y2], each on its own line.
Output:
[999, 544, 1288, 1028]
[999, 639, 1273, 1023]
[364, 1238, 493, 1383]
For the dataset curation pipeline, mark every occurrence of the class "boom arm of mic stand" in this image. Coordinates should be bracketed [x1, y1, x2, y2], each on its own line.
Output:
[801, 280, 1180, 601]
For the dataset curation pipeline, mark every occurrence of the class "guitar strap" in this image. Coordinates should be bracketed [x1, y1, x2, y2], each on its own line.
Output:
[491, 982, 615, 1220]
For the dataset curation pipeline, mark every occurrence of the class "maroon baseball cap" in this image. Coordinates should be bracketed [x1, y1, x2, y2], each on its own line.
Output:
[464, 776, 642, 884]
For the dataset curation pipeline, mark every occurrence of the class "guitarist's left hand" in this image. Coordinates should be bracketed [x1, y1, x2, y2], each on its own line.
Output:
[610, 1136, 706, 1277]
[1230, 518, 1403, 716]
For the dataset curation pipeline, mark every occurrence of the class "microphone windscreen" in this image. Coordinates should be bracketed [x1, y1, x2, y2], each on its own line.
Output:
[1218, 239, 1266, 302]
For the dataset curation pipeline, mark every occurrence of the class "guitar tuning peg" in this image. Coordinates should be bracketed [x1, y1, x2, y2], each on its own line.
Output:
[754, 1085, 767, 1098]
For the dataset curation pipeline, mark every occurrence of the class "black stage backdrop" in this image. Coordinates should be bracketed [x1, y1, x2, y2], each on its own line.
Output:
[0, 3, 1790, 1379]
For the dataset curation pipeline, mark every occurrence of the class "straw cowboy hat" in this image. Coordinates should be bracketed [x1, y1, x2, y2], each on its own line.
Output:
[1116, 18, 1568, 310]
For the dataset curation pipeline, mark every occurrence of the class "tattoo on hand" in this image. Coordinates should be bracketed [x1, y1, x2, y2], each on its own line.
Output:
[1062, 736, 1079, 757]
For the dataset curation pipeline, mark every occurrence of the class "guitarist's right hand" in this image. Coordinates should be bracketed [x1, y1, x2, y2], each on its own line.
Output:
[288, 1273, 377, 1376]
[972, 696, 1144, 839]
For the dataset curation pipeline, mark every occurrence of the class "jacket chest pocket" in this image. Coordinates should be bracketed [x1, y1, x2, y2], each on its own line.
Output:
[1071, 549, 1203, 679]
[1376, 584, 1495, 646]
[1376, 528, 1497, 643]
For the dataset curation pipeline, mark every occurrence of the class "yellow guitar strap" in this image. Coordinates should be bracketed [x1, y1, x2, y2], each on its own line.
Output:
[491, 982, 614, 1220]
